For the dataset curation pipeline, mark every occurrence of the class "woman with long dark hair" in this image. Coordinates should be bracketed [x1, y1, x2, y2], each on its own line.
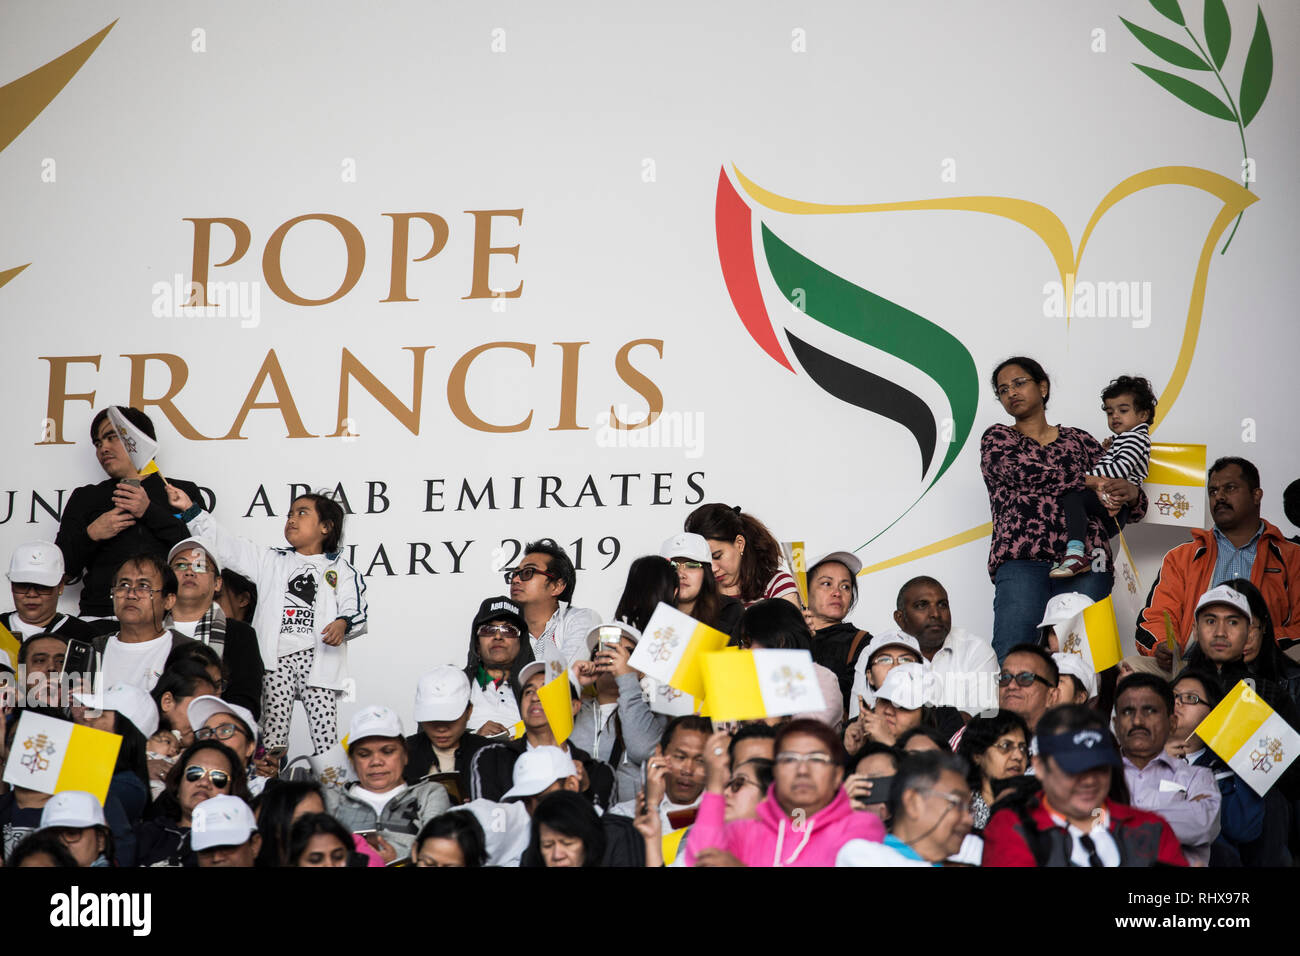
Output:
[982, 356, 1145, 659]
[660, 533, 743, 635]
[135, 739, 248, 867]
[684, 503, 801, 609]
[612, 556, 678, 632]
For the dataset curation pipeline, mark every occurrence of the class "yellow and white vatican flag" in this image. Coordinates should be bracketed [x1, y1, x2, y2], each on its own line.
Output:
[779, 541, 808, 607]
[308, 740, 354, 787]
[1196, 681, 1300, 796]
[628, 603, 731, 700]
[536, 669, 575, 744]
[1057, 596, 1123, 673]
[2, 711, 121, 803]
[700, 648, 826, 722]
[641, 676, 697, 717]
[106, 406, 160, 476]
[1109, 532, 1146, 647]
[1142, 442, 1206, 528]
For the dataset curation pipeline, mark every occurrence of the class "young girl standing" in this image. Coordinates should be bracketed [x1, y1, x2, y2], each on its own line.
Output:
[165, 485, 368, 757]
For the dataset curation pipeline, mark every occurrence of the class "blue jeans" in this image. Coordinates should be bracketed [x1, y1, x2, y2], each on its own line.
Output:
[992, 559, 1115, 662]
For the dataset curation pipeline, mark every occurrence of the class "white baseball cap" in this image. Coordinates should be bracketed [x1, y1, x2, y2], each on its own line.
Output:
[660, 532, 711, 564]
[187, 695, 259, 745]
[584, 620, 642, 654]
[863, 630, 922, 664]
[1052, 652, 1099, 700]
[413, 666, 472, 722]
[502, 746, 578, 800]
[72, 682, 160, 738]
[167, 537, 220, 574]
[347, 705, 404, 751]
[7, 541, 64, 587]
[1037, 592, 1095, 631]
[190, 794, 258, 851]
[40, 790, 106, 830]
[808, 550, 863, 577]
[1195, 584, 1252, 619]
[874, 662, 928, 710]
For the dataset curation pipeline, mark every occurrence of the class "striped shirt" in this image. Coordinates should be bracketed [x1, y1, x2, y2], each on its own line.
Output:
[749, 569, 800, 607]
[1089, 422, 1150, 484]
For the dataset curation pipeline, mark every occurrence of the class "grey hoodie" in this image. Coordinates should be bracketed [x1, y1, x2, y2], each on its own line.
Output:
[568, 673, 666, 804]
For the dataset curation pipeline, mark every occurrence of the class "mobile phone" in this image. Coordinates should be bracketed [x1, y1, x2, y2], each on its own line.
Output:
[121, 478, 142, 488]
[598, 625, 623, 647]
[62, 639, 94, 688]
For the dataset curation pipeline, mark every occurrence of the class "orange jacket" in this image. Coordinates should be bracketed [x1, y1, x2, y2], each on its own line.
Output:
[1137, 520, 1300, 655]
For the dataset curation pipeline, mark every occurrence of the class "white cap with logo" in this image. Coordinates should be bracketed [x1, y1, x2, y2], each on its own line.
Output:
[187, 695, 260, 744]
[660, 533, 711, 564]
[1195, 584, 1252, 619]
[1037, 592, 1095, 631]
[874, 662, 929, 710]
[190, 794, 258, 851]
[40, 790, 106, 830]
[413, 667, 472, 722]
[863, 629, 922, 663]
[1052, 652, 1098, 700]
[167, 537, 220, 574]
[72, 682, 160, 738]
[347, 705, 404, 751]
[7, 541, 64, 587]
[502, 745, 578, 800]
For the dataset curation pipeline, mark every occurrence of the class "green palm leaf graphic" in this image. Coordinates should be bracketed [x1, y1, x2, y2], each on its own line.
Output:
[1120, 18, 1209, 70]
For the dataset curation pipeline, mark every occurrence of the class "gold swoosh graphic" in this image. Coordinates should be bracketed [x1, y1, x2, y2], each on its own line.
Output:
[0, 20, 116, 288]
[732, 164, 1257, 573]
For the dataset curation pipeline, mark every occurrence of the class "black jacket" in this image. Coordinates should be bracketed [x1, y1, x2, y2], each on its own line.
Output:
[519, 811, 646, 867]
[403, 730, 492, 800]
[134, 817, 195, 868]
[812, 622, 870, 712]
[56, 473, 203, 617]
[468, 737, 615, 810]
[179, 616, 264, 721]
[0, 610, 98, 643]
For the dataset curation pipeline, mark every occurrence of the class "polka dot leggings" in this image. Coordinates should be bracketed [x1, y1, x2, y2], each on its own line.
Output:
[262, 648, 338, 756]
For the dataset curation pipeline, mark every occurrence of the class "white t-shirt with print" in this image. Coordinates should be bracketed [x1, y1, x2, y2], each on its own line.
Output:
[101, 633, 173, 691]
[276, 554, 331, 658]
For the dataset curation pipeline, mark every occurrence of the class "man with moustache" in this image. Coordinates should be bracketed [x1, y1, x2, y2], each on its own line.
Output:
[1139, 458, 1300, 667]
[1113, 673, 1220, 866]
[983, 704, 1186, 867]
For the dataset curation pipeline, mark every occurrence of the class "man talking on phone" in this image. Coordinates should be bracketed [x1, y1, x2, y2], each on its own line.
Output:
[56, 406, 204, 633]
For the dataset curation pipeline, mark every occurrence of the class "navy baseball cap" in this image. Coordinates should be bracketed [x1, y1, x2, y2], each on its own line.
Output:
[1035, 728, 1123, 773]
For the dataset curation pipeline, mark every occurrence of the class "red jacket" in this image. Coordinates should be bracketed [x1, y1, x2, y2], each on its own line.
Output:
[1137, 520, 1300, 655]
[982, 796, 1186, 867]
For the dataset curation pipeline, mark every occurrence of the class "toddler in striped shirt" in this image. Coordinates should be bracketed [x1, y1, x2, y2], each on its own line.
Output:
[1051, 376, 1156, 578]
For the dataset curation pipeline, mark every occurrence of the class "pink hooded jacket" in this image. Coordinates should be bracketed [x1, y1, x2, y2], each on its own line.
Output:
[682, 787, 885, 867]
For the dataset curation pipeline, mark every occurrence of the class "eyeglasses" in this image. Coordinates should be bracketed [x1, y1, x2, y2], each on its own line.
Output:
[110, 583, 162, 597]
[504, 567, 558, 585]
[170, 561, 212, 575]
[871, 654, 920, 667]
[1174, 692, 1208, 707]
[12, 582, 57, 596]
[477, 622, 521, 639]
[991, 739, 1030, 755]
[724, 776, 761, 795]
[994, 376, 1033, 397]
[775, 752, 837, 768]
[194, 722, 248, 743]
[997, 670, 1054, 689]
[183, 765, 231, 789]
[671, 560, 705, 570]
[923, 789, 968, 811]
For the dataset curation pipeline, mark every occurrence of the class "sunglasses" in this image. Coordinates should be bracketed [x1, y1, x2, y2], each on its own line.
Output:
[504, 567, 558, 585]
[184, 765, 231, 789]
[671, 560, 705, 570]
[997, 670, 1053, 689]
[477, 623, 521, 639]
[724, 776, 761, 795]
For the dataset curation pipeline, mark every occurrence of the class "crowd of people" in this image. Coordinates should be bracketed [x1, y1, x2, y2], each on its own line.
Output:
[2, 353, 1299, 868]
